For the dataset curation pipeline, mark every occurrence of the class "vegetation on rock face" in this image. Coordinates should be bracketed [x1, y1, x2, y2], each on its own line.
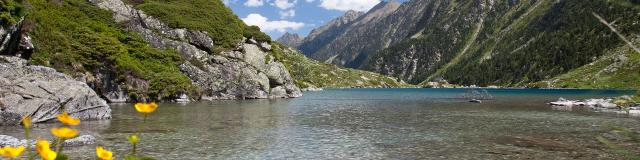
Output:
[271, 43, 408, 88]
[26, 0, 194, 100]
[134, 0, 270, 49]
[0, 0, 26, 27]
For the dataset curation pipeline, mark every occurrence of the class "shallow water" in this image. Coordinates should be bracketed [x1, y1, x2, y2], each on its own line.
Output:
[2, 88, 639, 159]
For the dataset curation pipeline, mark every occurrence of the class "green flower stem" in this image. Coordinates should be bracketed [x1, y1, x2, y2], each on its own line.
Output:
[55, 137, 65, 154]
[24, 126, 33, 160]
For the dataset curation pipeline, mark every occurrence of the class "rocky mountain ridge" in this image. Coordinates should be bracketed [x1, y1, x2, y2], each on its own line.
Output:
[291, 0, 414, 67]
[296, 9, 365, 60]
[295, 0, 640, 88]
[276, 32, 303, 48]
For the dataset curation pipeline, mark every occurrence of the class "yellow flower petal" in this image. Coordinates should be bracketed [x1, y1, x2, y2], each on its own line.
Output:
[51, 127, 79, 139]
[36, 140, 57, 160]
[56, 112, 81, 126]
[40, 149, 57, 160]
[96, 146, 114, 160]
[134, 102, 158, 113]
[0, 146, 25, 158]
[36, 140, 50, 153]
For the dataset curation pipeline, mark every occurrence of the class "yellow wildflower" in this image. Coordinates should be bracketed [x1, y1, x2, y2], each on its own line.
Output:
[0, 145, 25, 158]
[134, 102, 158, 113]
[51, 127, 79, 139]
[95, 146, 114, 160]
[36, 140, 57, 160]
[35, 140, 50, 153]
[128, 135, 140, 144]
[21, 116, 31, 128]
[56, 112, 80, 126]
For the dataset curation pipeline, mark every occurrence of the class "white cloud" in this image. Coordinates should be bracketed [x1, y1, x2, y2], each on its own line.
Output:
[244, 0, 264, 7]
[272, 0, 296, 9]
[305, 0, 314, 2]
[319, 0, 380, 12]
[242, 13, 305, 33]
[223, 0, 239, 5]
[279, 9, 296, 19]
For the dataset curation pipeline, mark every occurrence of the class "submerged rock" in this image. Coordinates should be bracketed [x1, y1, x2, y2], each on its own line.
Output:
[0, 135, 96, 147]
[0, 56, 111, 125]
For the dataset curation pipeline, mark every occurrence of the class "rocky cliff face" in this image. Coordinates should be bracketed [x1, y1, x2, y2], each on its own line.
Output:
[89, 0, 301, 100]
[276, 32, 303, 48]
[297, 1, 402, 67]
[0, 56, 111, 125]
[297, 10, 365, 58]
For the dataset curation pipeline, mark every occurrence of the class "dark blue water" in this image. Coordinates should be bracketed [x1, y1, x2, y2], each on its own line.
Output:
[2, 88, 638, 159]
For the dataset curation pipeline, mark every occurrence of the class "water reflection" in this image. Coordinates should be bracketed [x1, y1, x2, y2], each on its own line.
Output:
[1, 89, 638, 159]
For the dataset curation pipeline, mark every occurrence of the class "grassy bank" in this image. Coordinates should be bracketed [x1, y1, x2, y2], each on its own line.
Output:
[271, 43, 409, 88]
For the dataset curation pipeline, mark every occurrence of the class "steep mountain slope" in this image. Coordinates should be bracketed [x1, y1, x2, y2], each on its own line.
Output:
[276, 32, 303, 48]
[298, 1, 403, 67]
[534, 37, 640, 89]
[271, 44, 408, 88]
[360, 0, 640, 87]
[297, 10, 364, 58]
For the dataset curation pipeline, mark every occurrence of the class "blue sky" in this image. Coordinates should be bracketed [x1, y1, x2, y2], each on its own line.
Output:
[223, 0, 406, 39]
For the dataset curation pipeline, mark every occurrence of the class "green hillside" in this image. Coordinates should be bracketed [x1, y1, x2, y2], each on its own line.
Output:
[533, 37, 640, 89]
[26, 0, 195, 100]
[363, 0, 640, 88]
[133, 0, 269, 49]
[271, 44, 408, 88]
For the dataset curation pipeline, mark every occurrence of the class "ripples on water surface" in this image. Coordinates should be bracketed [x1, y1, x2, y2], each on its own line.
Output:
[2, 88, 639, 159]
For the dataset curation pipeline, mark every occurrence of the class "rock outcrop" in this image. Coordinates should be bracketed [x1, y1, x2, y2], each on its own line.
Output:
[88, 0, 302, 100]
[0, 17, 34, 59]
[0, 56, 111, 125]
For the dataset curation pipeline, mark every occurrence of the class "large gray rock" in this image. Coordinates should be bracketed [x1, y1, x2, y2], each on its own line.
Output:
[89, 0, 302, 100]
[0, 56, 111, 125]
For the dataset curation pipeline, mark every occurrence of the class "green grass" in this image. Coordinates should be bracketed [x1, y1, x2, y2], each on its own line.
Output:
[134, 0, 270, 49]
[27, 0, 195, 100]
[0, 0, 26, 27]
[539, 37, 640, 89]
[272, 43, 409, 88]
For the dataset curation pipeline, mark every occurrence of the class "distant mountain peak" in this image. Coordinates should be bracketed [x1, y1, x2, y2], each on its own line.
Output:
[303, 10, 365, 42]
[276, 32, 304, 48]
